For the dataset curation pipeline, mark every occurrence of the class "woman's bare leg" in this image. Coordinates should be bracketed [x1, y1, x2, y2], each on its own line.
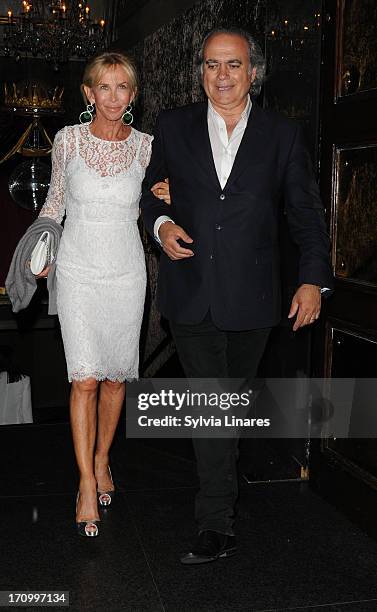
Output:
[95, 380, 125, 491]
[70, 378, 99, 524]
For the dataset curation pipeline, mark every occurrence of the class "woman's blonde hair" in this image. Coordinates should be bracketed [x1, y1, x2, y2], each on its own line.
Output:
[82, 51, 138, 100]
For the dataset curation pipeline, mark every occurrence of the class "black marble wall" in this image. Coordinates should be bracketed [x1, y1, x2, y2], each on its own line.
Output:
[264, 0, 322, 156]
[133, 0, 266, 134]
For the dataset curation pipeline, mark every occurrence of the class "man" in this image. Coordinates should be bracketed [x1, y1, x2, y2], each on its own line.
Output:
[140, 28, 333, 565]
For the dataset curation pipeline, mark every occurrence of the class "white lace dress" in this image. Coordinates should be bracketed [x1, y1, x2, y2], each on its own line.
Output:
[39, 123, 152, 382]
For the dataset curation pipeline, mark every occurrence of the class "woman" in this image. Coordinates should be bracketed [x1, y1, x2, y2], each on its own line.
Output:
[37, 52, 170, 537]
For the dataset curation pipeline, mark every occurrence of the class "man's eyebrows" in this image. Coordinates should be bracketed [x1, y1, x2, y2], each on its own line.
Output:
[205, 58, 243, 63]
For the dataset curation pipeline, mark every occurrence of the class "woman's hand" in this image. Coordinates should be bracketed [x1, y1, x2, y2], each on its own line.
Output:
[26, 261, 52, 278]
[35, 265, 52, 278]
[151, 178, 171, 204]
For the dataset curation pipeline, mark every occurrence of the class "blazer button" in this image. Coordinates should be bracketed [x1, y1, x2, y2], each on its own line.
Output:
[219, 194, 225, 200]
[216, 224, 222, 230]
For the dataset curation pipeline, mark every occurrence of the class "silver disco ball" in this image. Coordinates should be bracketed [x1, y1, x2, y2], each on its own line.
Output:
[8, 159, 51, 212]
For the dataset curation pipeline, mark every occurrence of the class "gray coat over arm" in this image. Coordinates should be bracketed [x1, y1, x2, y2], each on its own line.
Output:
[5, 217, 63, 315]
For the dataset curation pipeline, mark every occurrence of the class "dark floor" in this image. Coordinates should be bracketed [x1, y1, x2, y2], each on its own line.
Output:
[1, 423, 377, 612]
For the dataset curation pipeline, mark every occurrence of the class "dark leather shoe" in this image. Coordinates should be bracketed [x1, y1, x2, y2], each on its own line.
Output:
[180, 530, 237, 565]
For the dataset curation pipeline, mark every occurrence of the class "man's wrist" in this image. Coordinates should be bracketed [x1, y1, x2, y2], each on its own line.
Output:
[154, 215, 175, 245]
[301, 283, 322, 291]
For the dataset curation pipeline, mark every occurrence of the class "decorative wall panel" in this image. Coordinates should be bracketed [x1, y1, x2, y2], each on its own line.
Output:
[334, 145, 377, 285]
[338, 0, 377, 97]
[328, 328, 377, 479]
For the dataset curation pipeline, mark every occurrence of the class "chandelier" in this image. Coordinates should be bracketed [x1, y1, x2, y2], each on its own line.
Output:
[0, 1, 112, 65]
[1, 79, 65, 211]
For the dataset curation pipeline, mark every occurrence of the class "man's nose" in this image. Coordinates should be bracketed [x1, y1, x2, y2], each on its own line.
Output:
[218, 63, 229, 79]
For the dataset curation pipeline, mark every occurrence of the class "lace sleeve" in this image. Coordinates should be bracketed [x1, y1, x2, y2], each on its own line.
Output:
[39, 127, 68, 223]
[138, 133, 154, 169]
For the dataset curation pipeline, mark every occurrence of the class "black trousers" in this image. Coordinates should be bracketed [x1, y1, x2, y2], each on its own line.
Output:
[170, 312, 271, 535]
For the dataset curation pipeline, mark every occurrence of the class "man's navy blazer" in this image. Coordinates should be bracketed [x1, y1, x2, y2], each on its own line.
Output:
[140, 101, 333, 331]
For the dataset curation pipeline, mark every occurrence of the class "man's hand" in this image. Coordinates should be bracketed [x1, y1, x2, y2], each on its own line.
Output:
[159, 221, 194, 260]
[288, 283, 321, 331]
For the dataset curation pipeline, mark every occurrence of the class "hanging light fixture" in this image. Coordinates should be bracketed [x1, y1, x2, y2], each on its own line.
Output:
[0, 1, 113, 66]
[1, 80, 65, 212]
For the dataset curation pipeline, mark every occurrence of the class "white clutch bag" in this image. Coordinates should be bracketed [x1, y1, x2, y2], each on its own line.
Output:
[30, 231, 54, 275]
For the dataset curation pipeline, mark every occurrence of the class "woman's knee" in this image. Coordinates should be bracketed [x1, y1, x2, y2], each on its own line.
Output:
[103, 379, 124, 393]
[72, 378, 99, 394]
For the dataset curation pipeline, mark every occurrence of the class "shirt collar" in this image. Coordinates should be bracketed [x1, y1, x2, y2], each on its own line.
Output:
[207, 94, 252, 123]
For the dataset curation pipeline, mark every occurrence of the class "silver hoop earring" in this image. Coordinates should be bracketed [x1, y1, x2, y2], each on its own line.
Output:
[79, 103, 95, 124]
[121, 104, 133, 126]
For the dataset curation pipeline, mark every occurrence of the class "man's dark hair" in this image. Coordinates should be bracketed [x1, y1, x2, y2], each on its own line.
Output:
[196, 27, 266, 97]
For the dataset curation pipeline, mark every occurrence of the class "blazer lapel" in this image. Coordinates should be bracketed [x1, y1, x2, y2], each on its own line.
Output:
[224, 102, 268, 190]
[186, 103, 221, 190]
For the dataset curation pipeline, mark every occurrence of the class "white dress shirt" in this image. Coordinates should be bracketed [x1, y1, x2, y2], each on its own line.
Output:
[153, 96, 252, 242]
[208, 94, 252, 189]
